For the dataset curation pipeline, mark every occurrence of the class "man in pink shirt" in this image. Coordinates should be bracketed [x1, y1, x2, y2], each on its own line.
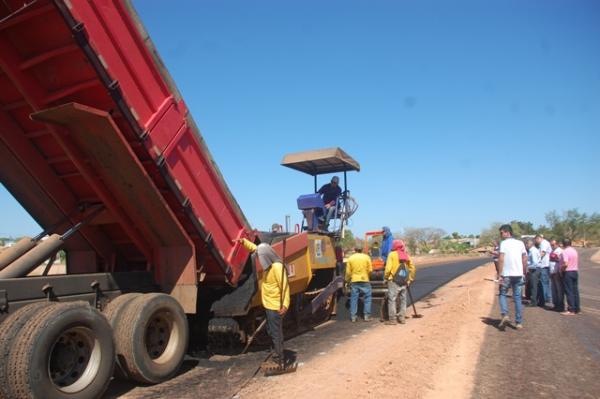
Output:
[560, 238, 580, 315]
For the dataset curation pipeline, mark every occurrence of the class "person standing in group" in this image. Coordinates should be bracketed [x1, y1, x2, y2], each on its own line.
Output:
[240, 238, 290, 367]
[561, 239, 581, 316]
[536, 235, 553, 306]
[526, 239, 542, 307]
[498, 224, 528, 330]
[383, 239, 416, 325]
[549, 239, 565, 312]
[345, 247, 373, 322]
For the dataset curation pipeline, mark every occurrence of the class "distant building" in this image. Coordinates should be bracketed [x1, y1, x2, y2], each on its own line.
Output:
[458, 237, 480, 247]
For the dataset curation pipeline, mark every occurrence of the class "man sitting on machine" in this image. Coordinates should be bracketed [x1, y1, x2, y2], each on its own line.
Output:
[317, 176, 342, 230]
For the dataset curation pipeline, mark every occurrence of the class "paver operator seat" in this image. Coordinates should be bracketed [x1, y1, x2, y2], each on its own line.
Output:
[281, 147, 360, 235]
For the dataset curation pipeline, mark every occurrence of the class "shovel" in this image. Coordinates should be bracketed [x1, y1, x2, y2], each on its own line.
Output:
[406, 284, 423, 318]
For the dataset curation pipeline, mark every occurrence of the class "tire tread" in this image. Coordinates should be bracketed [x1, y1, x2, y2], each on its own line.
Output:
[0, 302, 55, 399]
[8, 302, 84, 399]
[114, 293, 188, 384]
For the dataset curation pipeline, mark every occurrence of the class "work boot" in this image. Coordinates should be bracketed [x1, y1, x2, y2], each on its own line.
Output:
[364, 316, 372, 322]
[351, 317, 357, 323]
[384, 320, 396, 325]
[262, 357, 281, 371]
[397, 316, 406, 324]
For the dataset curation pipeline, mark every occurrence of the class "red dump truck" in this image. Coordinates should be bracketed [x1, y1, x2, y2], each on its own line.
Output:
[0, 1, 359, 398]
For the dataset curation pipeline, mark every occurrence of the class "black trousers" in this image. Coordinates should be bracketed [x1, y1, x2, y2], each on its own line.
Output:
[563, 271, 581, 313]
[265, 309, 284, 361]
[528, 268, 543, 306]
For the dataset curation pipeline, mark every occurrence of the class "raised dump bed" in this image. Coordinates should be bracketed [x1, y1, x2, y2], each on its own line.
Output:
[0, 0, 255, 309]
[0, 1, 360, 397]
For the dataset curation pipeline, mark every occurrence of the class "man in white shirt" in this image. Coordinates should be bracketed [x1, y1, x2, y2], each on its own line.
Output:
[526, 239, 542, 307]
[549, 239, 565, 311]
[535, 235, 553, 305]
[498, 224, 528, 330]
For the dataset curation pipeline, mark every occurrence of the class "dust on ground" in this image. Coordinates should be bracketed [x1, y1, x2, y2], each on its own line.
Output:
[238, 263, 496, 399]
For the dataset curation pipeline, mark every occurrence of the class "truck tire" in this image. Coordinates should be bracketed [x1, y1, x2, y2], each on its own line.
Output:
[102, 293, 142, 378]
[0, 302, 54, 399]
[7, 302, 115, 399]
[102, 293, 142, 327]
[114, 293, 188, 383]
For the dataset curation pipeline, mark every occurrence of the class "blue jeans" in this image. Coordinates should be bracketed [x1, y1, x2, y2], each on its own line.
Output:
[540, 268, 552, 303]
[563, 271, 580, 313]
[324, 206, 336, 229]
[350, 282, 372, 319]
[499, 276, 524, 324]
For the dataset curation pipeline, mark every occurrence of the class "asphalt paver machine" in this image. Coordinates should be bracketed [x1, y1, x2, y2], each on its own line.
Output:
[0, 0, 360, 395]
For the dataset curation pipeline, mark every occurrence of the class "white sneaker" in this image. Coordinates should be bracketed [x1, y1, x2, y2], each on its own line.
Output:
[498, 315, 510, 330]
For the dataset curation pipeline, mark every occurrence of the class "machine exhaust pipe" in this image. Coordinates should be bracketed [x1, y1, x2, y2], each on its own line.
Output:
[0, 234, 63, 279]
[0, 237, 37, 271]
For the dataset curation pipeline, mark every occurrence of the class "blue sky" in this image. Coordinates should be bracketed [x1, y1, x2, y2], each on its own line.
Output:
[2, 0, 599, 237]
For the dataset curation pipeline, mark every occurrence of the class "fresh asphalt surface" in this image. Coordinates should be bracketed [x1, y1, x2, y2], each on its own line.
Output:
[473, 248, 600, 399]
[104, 256, 491, 399]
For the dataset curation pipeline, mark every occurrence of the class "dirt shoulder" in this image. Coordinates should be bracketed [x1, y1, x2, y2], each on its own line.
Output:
[238, 263, 496, 399]
[472, 248, 600, 399]
[591, 248, 600, 264]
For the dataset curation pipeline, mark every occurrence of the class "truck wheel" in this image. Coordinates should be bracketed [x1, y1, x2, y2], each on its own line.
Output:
[0, 302, 54, 399]
[7, 302, 115, 399]
[114, 293, 188, 383]
[102, 293, 142, 378]
[102, 293, 142, 327]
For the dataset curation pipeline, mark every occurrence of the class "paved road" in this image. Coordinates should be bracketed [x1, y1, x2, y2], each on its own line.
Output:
[473, 248, 600, 399]
[104, 256, 491, 398]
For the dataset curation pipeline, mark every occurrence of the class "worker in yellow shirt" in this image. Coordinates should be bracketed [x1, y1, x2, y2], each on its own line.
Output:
[384, 240, 416, 325]
[345, 247, 373, 322]
[240, 238, 290, 366]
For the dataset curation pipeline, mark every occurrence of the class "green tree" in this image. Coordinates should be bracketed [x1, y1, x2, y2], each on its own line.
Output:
[545, 209, 600, 245]
[479, 222, 502, 246]
[403, 227, 446, 254]
[509, 220, 536, 237]
[340, 229, 356, 251]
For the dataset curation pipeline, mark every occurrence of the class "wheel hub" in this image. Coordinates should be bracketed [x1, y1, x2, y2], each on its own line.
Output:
[145, 312, 172, 359]
[48, 327, 101, 393]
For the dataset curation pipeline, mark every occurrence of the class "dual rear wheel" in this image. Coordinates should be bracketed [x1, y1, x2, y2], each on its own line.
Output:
[106, 292, 189, 384]
[0, 293, 188, 399]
